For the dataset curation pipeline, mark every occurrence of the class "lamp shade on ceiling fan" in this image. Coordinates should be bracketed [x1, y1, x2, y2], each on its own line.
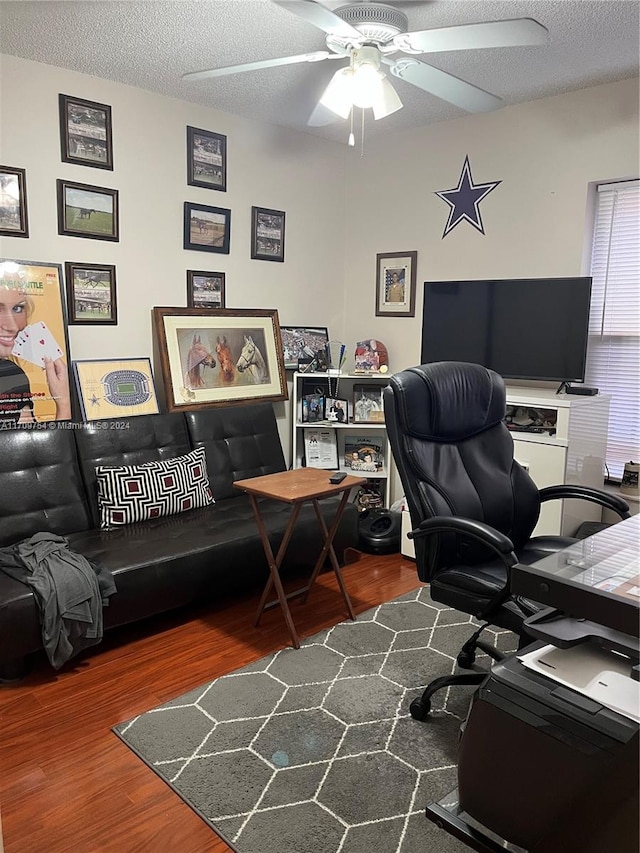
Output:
[319, 46, 402, 121]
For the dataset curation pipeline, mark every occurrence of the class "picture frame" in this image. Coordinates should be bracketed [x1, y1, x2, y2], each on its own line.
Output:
[0, 258, 71, 423]
[187, 270, 226, 309]
[0, 166, 29, 238]
[280, 325, 329, 370]
[325, 397, 349, 424]
[153, 307, 288, 412]
[65, 261, 117, 325]
[343, 432, 386, 473]
[184, 202, 231, 253]
[57, 179, 119, 241]
[353, 384, 385, 423]
[251, 206, 285, 262]
[58, 94, 113, 170]
[302, 393, 324, 423]
[72, 357, 160, 421]
[187, 126, 226, 191]
[375, 250, 417, 317]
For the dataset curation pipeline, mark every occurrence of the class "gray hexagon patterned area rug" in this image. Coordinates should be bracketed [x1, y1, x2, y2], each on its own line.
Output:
[113, 588, 515, 853]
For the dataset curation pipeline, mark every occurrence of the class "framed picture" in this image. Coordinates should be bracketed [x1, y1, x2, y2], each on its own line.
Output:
[375, 251, 417, 317]
[153, 307, 288, 412]
[302, 393, 324, 423]
[65, 262, 117, 325]
[57, 180, 119, 241]
[343, 432, 385, 473]
[187, 126, 226, 191]
[0, 166, 29, 238]
[184, 202, 230, 253]
[73, 357, 160, 421]
[353, 384, 385, 423]
[0, 258, 71, 424]
[58, 94, 113, 170]
[251, 206, 285, 262]
[187, 270, 226, 309]
[325, 397, 348, 424]
[280, 326, 329, 370]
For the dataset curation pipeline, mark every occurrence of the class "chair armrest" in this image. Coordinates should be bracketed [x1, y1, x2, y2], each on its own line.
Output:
[409, 516, 517, 567]
[539, 485, 630, 519]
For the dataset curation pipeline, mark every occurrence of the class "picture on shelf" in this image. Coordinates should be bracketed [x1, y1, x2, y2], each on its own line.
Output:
[353, 384, 385, 423]
[302, 393, 324, 423]
[343, 435, 384, 473]
[304, 428, 338, 469]
[280, 326, 329, 370]
[325, 397, 348, 423]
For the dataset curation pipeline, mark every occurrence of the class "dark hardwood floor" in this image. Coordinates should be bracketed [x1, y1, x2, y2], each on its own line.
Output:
[0, 552, 422, 853]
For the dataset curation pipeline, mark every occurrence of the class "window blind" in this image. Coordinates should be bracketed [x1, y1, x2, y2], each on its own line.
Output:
[585, 179, 640, 479]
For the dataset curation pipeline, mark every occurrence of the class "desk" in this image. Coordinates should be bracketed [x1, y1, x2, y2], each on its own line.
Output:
[233, 468, 365, 649]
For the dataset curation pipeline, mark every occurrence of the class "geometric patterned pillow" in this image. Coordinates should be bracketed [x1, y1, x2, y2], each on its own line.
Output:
[95, 447, 214, 528]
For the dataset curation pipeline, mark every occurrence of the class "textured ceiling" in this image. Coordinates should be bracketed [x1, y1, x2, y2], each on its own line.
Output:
[1, 0, 638, 144]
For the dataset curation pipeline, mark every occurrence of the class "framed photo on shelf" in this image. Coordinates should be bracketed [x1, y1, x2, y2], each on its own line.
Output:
[353, 384, 385, 423]
[57, 179, 119, 241]
[325, 398, 348, 423]
[58, 94, 113, 170]
[0, 166, 29, 238]
[375, 250, 417, 317]
[187, 270, 226, 309]
[251, 206, 285, 262]
[153, 307, 287, 412]
[342, 433, 385, 473]
[304, 428, 338, 469]
[73, 357, 159, 421]
[280, 325, 329, 370]
[302, 393, 324, 423]
[65, 261, 117, 325]
[187, 126, 226, 191]
[184, 202, 230, 253]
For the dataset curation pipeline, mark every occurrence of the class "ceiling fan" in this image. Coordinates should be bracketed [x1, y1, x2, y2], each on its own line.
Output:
[183, 0, 548, 127]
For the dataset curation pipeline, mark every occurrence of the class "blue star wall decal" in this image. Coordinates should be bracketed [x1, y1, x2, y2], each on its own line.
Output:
[435, 155, 501, 238]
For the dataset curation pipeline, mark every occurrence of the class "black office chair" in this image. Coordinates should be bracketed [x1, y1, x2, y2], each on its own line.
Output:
[384, 361, 630, 719]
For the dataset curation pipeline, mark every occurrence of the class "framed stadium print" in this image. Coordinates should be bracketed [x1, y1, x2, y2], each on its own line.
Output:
[73, 357, 159, 421]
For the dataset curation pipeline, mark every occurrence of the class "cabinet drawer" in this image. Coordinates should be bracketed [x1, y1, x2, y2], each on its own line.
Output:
[512, 438, 566, 489]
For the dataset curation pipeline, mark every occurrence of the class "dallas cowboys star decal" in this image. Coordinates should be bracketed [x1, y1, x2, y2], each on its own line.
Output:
[435, 155, 501, 238]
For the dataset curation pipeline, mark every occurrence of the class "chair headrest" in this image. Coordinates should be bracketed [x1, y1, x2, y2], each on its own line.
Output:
[388, 361, 506, 441]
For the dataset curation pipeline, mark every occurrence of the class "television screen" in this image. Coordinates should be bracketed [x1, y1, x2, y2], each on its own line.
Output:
[420, 277, 592, 382]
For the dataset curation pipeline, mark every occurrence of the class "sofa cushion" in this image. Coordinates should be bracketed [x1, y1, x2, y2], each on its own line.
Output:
[95, 447, 214, 527]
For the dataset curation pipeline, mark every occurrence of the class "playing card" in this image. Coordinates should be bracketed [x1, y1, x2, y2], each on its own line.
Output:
[11, 322, 64, 367]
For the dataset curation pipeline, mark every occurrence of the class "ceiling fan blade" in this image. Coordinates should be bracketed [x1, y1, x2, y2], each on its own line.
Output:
[183, 51, 332, 81]
[387, 57, 502, 113]
[395, 18, 548, 54]
[273, 0, 362, 39]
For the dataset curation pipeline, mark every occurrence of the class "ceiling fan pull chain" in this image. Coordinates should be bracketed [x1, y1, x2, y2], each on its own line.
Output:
[348, 107, 355, 147]
[361, 107, 365, 157]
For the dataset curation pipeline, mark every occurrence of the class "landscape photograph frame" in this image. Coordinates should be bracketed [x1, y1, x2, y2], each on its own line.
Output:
[186, 269, 226, 309]
[153, 306, 288, 412]
[0, 165, 29, 238]
[65, 261, 117, 325]
[58, 93, 113, 170]
[57, 179, 119, 241]
[184, 202, 231, 254]
[375, 250, 417, 317]
[187, 126, 227, 192]
[251, 206, 285, 262]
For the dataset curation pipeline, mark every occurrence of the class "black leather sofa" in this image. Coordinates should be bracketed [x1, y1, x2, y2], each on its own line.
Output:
[0, 403, 358, 680]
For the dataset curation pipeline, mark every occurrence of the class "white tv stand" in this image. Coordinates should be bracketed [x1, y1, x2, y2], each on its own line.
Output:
[401, 387, 610, 558]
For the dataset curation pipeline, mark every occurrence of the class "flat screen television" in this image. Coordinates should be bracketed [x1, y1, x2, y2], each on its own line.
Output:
[420, 277, 592, 383]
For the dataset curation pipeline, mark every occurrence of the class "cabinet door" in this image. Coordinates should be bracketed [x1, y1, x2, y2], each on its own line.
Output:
[513, 438, 566, 536]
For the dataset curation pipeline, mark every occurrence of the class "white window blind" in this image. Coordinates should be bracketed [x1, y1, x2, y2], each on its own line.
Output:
[585, 179, 640, 479]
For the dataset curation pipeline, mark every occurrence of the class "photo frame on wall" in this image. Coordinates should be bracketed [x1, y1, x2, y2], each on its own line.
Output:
[187, 126, 226, 191]
[59, 94, 113, 170]
[0, 258, 71, 423]
[153, 307, 288, 411]
[184, 202, 231, 254]
[251, 206, 285, 262]
[375, 250, 417, 317]
[0, 166, 29, 238]
[280, 325, 329, 370]
[73, 357, 160, 421]
[57, 179, 119, 241]
[65, 261, 117, 325]
[186, 270, 226, 309]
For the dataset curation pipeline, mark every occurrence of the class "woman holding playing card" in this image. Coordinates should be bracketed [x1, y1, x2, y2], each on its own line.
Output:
[0, 282, 71, 424]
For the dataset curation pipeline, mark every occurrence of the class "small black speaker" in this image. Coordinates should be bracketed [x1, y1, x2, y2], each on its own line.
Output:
[358, 509, 402, 554]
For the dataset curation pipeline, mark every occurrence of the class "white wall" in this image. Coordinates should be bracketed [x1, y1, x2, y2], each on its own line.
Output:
[342, 77, 640, 375]
[0, 53, 349, 456]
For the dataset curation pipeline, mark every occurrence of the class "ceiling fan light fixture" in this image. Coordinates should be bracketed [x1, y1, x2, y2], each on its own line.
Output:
[372, 76, 402, 119]
[319, 67, 354, 119]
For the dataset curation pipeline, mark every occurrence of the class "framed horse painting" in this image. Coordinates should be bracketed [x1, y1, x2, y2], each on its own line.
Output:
[153, 307, 288, 411]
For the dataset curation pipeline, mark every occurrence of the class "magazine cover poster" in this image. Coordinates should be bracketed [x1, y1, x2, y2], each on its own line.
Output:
[0, 259, 71, 424]
[343, 435, 384, 472]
